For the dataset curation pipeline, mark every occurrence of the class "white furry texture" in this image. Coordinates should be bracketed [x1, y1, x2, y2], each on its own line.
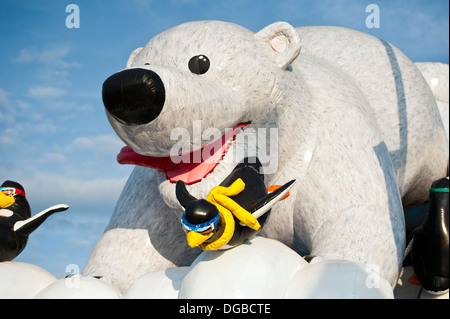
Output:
[415, 62, 449, 142]
[84, 21, 449, 294]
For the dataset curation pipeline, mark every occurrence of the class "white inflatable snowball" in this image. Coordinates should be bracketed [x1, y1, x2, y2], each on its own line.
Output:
[34, 274, 121, 299]
[125, 267, 189, 299]
[124, 237, 308, 299]
[179, 236, 308, 299]
[0, 262, 57, 299]
[285, 259, 394, 299]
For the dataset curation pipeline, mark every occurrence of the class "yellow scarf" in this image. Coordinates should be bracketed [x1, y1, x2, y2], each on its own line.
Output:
[199, 178, 261, 250]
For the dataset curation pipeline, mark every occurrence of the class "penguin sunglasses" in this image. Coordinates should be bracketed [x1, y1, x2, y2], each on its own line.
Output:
[0, 187, 25, 197]
[180, 213, 220, 234]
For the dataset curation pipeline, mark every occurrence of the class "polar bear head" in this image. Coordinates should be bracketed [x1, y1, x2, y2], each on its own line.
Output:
[102, 21, 302, 185]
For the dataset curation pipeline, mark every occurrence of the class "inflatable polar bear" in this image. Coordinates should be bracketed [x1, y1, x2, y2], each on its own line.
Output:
[83, 21, 449, 297]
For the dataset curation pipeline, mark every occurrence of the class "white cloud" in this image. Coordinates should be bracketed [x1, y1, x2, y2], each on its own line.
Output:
[37, 69, 71, 85]
[25, 122, 57, 134]
[314, 0, 363, 26]
[19, 170, 128, 212]
[59, 103, 94, 120]
[0, 88, 15, 123]
[0, 88, 11, 107]
[382, 6, 449, 61]
[0, 112, 13, 123]
[13, 43, 81, 91]
[13, 43, 81, 69]
[72, 134, 125, 154]
[14, 99, 32, 112]
[0, 128, 16, 147]
[0, 89, 42, 124]
[38, 152, 68, 165]
[13, 48, 34, 63]
[67, 236, 92, 251]
[28, 86, 67, 99]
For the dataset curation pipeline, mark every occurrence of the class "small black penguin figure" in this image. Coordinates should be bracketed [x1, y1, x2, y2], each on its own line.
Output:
[0, 180, 69, 262]
[176, 157, 295, 250]
[410, 177, 449, 294]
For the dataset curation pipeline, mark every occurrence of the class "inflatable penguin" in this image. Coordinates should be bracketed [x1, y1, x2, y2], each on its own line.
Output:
[408, 177, 449, 295]
[176, 157, 295, 250]
[0, 180, 69, 262]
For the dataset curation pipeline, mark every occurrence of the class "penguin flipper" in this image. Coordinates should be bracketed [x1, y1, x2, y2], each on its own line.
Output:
[176, 180, 198, 208]
[14, 204, 69, 235]
[246, 180, 296, 221]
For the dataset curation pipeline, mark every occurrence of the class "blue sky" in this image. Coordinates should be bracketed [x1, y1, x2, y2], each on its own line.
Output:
[0, 0, 448, 278]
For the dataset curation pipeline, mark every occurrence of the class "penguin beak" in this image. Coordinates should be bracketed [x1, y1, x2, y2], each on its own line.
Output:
[0, 192, 15, 209]
[186, 231, 213, 248]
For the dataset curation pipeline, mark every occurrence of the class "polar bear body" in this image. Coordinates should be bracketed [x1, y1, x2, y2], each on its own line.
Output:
[84, 21, 449, 294]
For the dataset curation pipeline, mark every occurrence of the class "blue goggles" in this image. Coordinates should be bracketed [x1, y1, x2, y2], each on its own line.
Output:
[0, 187, 25, 197]
[181, 212, 220, 233]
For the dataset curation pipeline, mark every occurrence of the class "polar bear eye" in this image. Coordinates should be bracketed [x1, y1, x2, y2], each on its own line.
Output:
[188, 55, 210, 75]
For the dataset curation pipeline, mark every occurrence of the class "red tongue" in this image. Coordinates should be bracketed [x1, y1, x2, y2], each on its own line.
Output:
[117, 123, 248, 184]
[117, 146, 178, 171]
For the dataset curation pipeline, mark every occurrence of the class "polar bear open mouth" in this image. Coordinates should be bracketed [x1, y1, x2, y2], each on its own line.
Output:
[117, 123, 249, 184]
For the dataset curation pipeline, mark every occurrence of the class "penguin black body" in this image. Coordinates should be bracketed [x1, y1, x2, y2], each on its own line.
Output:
[176, 157, 295, 249]
[409, 177, 449, 294]
[216, 158, 272, 246]
[0, 180, 69, 262]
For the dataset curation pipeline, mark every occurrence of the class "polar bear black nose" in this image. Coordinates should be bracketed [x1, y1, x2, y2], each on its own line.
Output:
[102, 68, 165, 126]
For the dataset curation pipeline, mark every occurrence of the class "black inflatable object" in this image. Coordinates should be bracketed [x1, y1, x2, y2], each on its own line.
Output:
[176, 157, 295, 248]
[102, 68, 166, 126]
[410, 177, 449, 294]
[0, 180, 68, 262]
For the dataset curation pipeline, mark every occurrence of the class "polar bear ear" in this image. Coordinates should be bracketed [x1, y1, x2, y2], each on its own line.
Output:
[126, 47, 143, 68]
[255, 22, 301, 69]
